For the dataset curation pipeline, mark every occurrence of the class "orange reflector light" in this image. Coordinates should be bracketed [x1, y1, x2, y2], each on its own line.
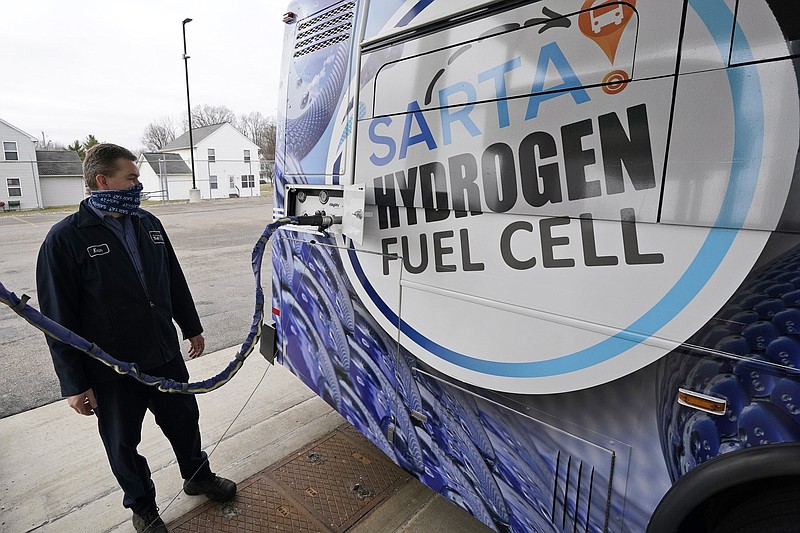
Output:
[677, 388, 727, 416]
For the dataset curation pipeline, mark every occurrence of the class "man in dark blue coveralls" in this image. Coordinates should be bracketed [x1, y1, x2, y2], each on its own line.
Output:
[37, 143, 236, 533]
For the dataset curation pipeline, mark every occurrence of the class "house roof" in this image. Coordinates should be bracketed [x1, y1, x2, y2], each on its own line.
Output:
[35, 150, 83, 177]
[141, 153, 192, 175]
[0, 117, 37, 141]
[161, 123, 226, 151]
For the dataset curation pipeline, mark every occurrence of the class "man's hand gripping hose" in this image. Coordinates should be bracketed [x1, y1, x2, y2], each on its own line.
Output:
[0, 215, 340, 394]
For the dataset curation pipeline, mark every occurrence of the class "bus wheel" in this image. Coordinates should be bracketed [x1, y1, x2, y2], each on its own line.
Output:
[709, 480, 800, 533]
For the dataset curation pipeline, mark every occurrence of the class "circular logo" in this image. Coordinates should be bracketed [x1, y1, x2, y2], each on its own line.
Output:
[602, 70, 629, 94]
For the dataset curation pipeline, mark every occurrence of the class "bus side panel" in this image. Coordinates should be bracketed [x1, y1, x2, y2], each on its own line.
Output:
[272, 227, 800, 533]
[272, 227, 661, 532]
[654, 0, 800, 490]
[272, 1, 800, 532]
[275, 0, 357, 217]
[656, 235, 800, 484]
[272, 226, 681, 532]
[410, 368, 623, 533]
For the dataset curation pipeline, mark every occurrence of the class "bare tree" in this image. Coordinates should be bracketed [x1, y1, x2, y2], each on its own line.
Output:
[184, 104, 237, 129]
[38, 140, 67, 151]
[237, 112, 276, 159]
[37, 132, 67, 151]
[141, 106, 276, 159]
[140, 116, 178, 151]
[262, 116, 277, 160]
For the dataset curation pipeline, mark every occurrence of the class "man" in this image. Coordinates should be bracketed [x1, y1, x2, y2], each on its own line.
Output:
[37, 143, 235, 533]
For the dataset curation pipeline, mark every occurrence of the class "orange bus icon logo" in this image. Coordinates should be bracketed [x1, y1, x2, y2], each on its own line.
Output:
[579, 0, 636, 64]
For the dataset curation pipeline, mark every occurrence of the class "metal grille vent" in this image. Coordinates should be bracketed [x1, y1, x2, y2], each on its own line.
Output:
[551, 451, 612, 532]
[294, 33, 351, 57]
[294, 2, 355, 57]
[298, 2, 354, 31]
[296, 23, 353, 50]
[297, 12, 354, 40]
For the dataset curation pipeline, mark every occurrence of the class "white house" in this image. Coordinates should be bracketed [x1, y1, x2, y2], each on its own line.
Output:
[0, 118, 42, 210]
[160, 123, 261, 200]
[36, 150, 86, 207]
[137, 153, 193, 202]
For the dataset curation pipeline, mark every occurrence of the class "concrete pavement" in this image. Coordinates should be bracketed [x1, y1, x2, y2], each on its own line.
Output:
[0, 346, 492, 532]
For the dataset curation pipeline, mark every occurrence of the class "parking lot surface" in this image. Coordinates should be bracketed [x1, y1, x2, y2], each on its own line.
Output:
[0, 194, 273, 417]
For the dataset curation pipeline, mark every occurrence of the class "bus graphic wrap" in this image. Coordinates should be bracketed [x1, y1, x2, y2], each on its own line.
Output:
[274, 0, 800, 530]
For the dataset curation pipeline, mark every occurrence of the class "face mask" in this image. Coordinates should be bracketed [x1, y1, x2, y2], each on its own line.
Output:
[89, 183, 144, 215]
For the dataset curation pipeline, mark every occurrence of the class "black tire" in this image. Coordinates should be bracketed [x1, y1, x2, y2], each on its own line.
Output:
[710, 481, 800, 533]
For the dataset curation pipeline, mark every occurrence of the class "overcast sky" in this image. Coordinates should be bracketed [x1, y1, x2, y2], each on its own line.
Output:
[1, 1, 287, 151]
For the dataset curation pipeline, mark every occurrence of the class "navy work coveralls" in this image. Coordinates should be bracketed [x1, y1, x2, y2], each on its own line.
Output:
[36, 200, 212, 514]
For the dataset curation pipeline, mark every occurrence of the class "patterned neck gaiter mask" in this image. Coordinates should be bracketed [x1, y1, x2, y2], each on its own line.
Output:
[89, 183, 144, 215]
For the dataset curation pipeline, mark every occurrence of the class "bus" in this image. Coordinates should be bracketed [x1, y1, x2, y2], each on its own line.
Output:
[270, 1, 800, 531]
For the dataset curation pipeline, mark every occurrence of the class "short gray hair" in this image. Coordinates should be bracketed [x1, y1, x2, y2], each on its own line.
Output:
[83, 144, 136, 190]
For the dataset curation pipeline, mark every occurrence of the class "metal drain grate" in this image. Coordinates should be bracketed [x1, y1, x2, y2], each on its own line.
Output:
[267, 428, 409, 531]
[169, 474, 327, 532]
[169, 425, 410, 532]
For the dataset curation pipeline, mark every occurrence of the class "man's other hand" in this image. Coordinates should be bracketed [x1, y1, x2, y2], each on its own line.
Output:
[188, 334, 205, 359]
[67, 389, 97, 416]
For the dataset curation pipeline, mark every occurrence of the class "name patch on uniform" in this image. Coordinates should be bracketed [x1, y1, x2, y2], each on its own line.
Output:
[87, 244, 110, 257]
[149, 231, 165, 244]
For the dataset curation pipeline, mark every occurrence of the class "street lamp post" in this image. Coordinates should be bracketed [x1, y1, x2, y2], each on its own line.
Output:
[182, 17, 201, 203]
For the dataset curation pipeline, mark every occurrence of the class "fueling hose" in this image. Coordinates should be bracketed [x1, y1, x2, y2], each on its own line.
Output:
[0, 213, 341, 394]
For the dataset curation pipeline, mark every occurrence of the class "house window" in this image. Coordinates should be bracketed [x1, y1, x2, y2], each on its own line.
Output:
[7, 178, 22, 197]
[241, 175, 255, 188]
[243, 149, 251, 162]
[207, 148, 216, 162]
[210, 175, 218, 190]
[3, 142, 18, 161]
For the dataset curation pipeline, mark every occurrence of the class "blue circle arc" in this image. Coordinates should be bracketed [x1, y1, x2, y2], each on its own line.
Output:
[348, 0, 764, 378]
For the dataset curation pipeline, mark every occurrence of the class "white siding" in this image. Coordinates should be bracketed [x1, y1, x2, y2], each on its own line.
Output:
[138, 159, 159, 194]
[0, 121, 41, 209]
[40, 177, 85, 207]
[163, 124, 261, 200]
[1, 170, 39, 209]
[165, 175, 194, 201]
[136, 155, 193, 202]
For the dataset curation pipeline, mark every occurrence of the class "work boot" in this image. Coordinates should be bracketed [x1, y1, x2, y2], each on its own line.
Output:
[183, 474, 237, 501]
[132, 508, 169, 532]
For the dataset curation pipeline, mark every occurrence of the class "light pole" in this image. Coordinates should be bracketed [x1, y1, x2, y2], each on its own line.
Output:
[182, 17, 200, 202]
